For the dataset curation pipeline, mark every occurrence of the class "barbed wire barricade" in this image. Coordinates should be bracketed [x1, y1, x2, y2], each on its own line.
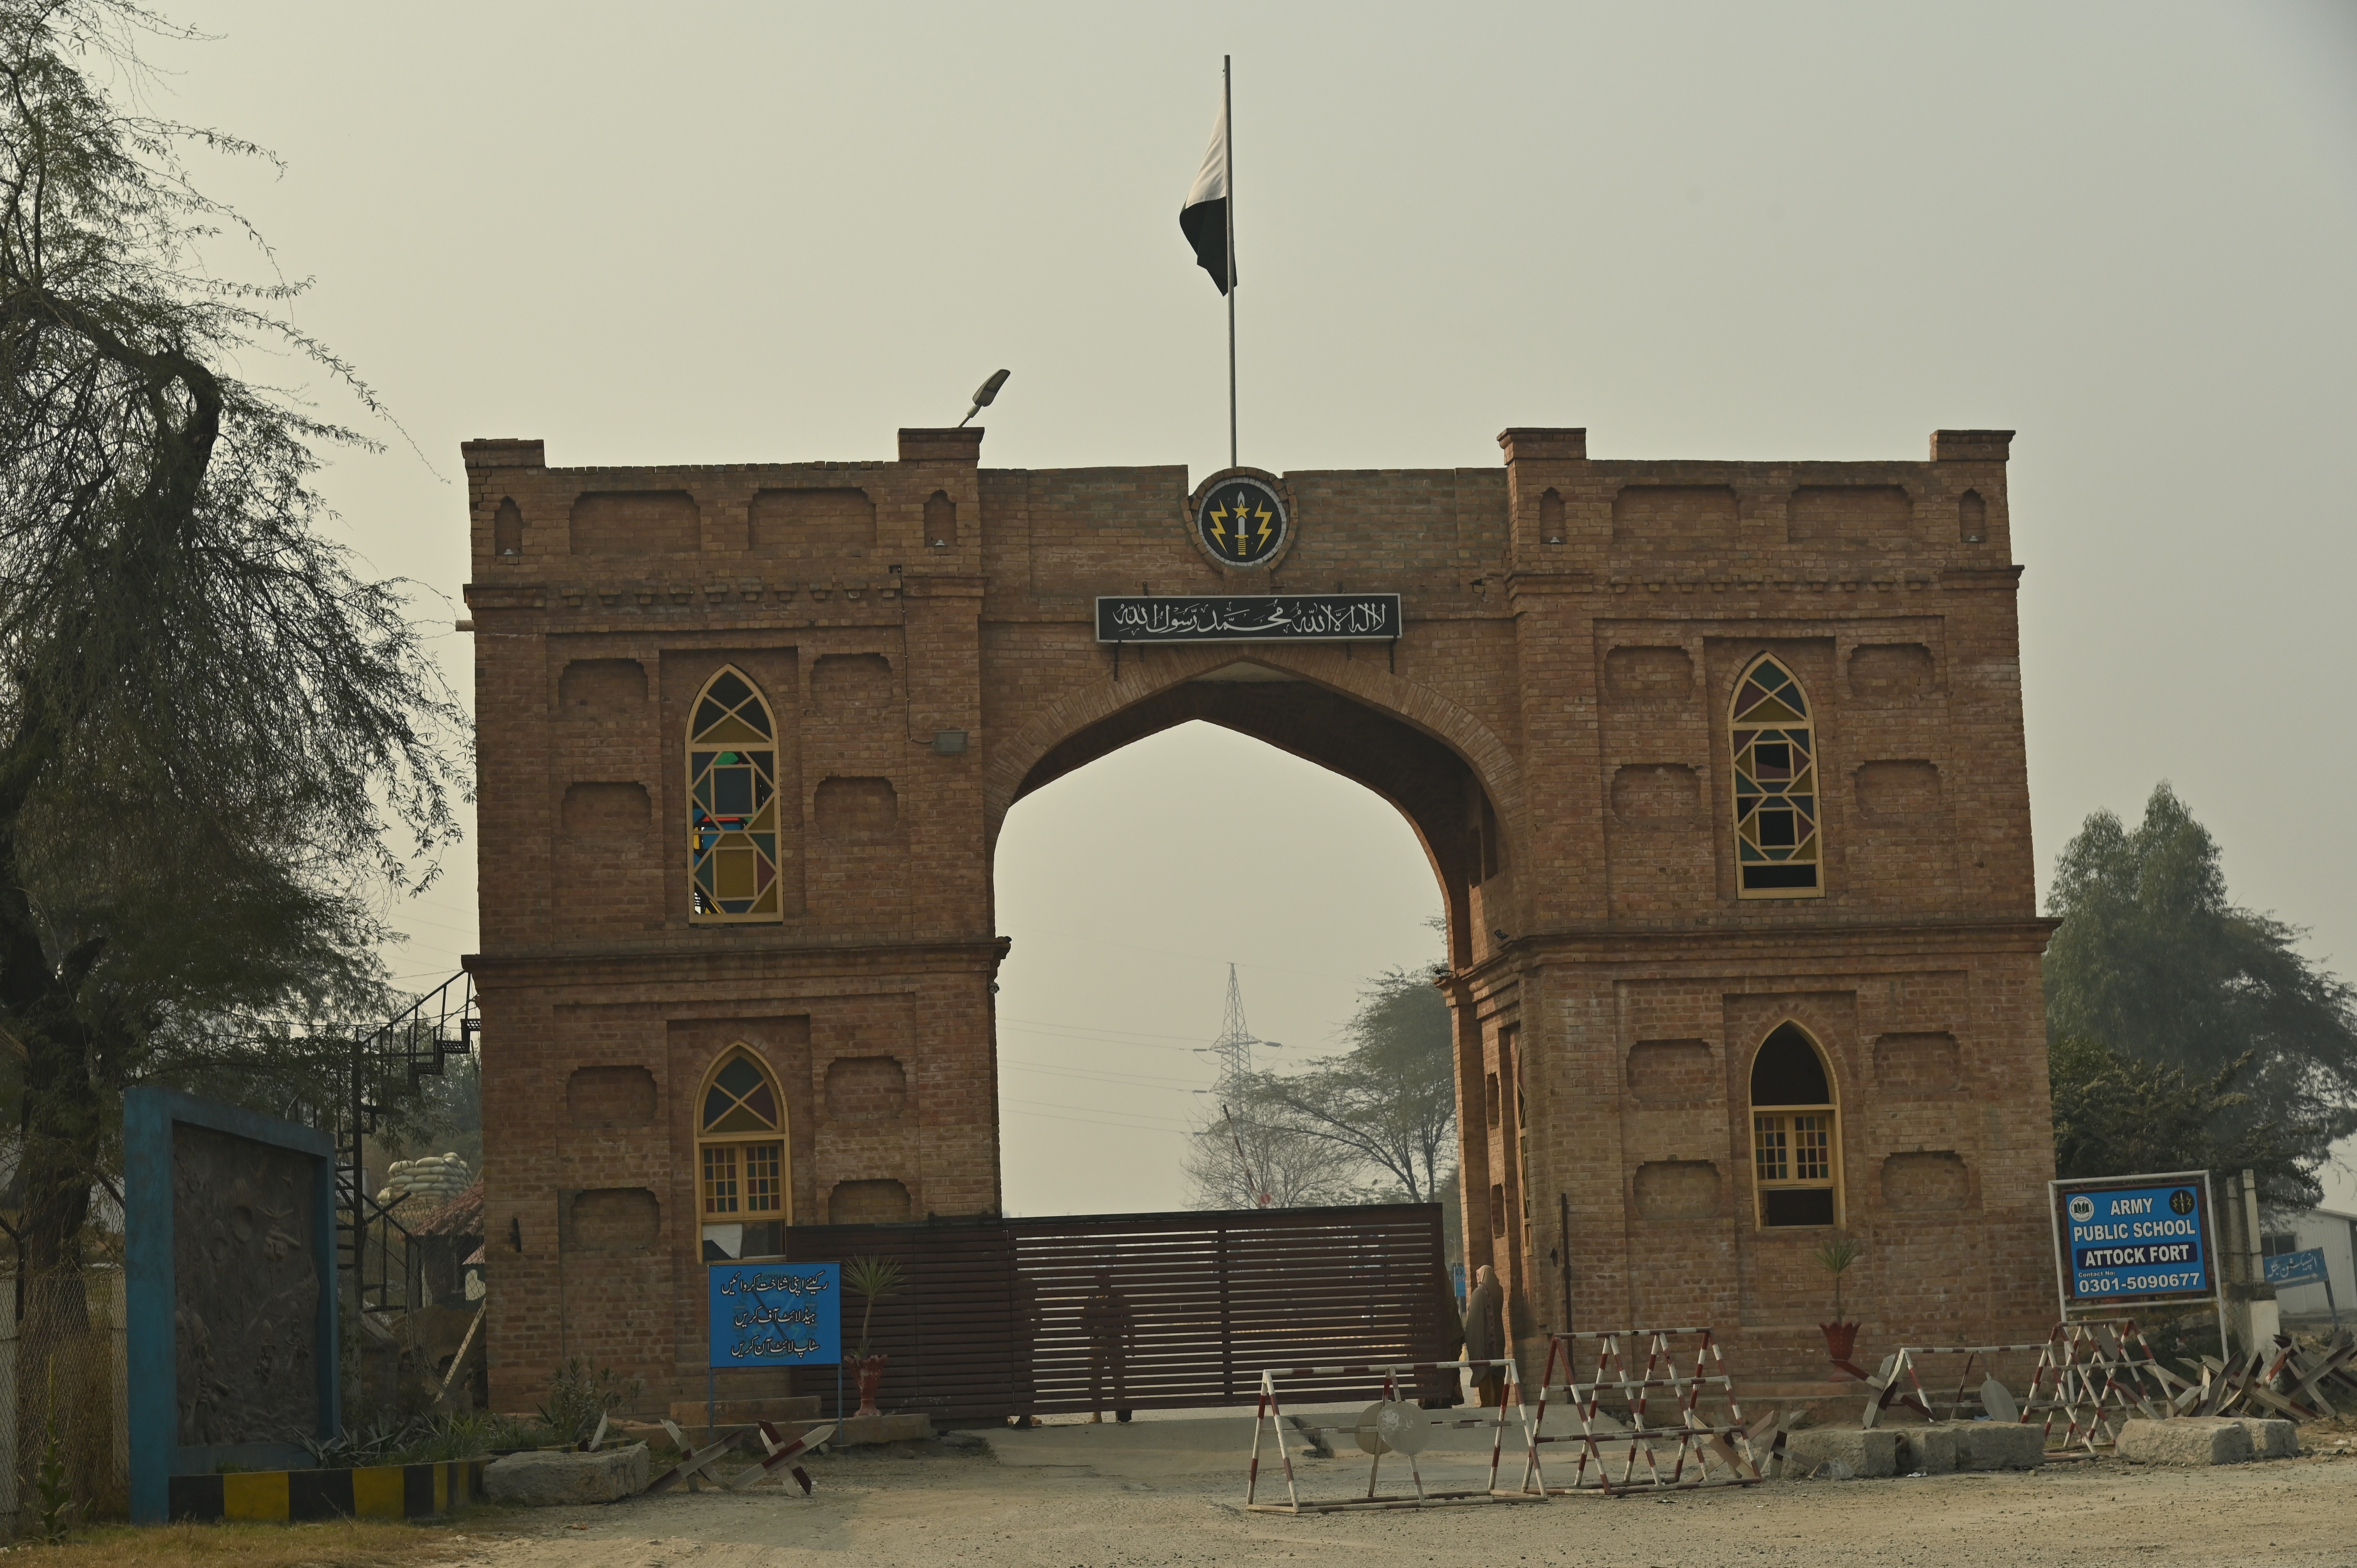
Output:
[1523, 1328, 1767, 1496]
[1244, 1360, 1541, 1513]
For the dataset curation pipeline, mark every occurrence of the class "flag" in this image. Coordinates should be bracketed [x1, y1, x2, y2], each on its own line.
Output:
[1180, 97, 1232, 295]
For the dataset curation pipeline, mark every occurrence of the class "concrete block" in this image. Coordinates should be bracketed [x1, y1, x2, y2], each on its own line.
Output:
[1896, 1425, 1957, 1474]
[2116, 1418, 2252, 1467]
[485, 1443, 650, 1504]
[1955, 1421, 2046, 1471]
[1780, 1427, 1898, 1479]
[2233, 1418, 2298, 1459]
[668, 1395, 822, 1430]
[835, 1413, 931, 1446]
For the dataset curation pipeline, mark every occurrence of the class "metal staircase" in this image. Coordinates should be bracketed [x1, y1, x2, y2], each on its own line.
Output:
[335, 970, 478, 1317]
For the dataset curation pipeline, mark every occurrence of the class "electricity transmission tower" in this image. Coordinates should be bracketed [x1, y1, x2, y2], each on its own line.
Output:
[1198, 964, 1278, 1093]
[1196, 965, 1283, 1205]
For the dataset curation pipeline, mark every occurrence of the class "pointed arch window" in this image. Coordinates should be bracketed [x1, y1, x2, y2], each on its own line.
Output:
[1750, 1022, 1839, 1228]
[700, 1046, 788, 1260]
[688, 668, 782, 923]
[1731, 654, 1823, 899]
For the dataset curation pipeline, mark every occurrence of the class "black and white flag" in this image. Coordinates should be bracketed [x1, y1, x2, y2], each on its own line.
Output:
[1180, 97, 1232, 295]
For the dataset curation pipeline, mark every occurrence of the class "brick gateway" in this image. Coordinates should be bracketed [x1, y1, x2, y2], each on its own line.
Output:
[461, 424, 2057, 1411]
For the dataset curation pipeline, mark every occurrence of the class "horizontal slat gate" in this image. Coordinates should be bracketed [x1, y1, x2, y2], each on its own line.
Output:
[782, 1204, 1452, 1423]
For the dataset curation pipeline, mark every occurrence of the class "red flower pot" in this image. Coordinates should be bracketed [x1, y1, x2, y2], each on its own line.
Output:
[1820, 1321, 1861, 1365]
[848, 1353, 889, 1418]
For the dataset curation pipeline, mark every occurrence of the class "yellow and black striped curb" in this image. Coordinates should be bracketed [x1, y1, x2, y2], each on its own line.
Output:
[168, 1458, 486, 1522]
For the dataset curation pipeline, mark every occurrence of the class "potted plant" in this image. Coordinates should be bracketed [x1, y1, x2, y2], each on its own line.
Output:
[1812, 1235, 1863, 1372]
[843, 1255, 906, 1418]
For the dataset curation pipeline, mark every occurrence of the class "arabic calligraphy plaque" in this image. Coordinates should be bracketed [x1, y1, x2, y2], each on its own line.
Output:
[1095, 593, 1401, 644]
[171, 1122, 322, 1447]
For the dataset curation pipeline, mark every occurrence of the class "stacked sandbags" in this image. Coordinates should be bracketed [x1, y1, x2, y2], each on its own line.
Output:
[377, 1151, 473, 1208]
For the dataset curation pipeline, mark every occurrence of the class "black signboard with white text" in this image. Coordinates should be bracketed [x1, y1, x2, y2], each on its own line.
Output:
[1095, 594, 1401, 644]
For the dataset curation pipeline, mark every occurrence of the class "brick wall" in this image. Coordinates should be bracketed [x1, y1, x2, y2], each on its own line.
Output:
[465, 423, 2054, 1408]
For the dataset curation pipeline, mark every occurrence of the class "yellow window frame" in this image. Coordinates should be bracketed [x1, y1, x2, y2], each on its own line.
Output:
[697, 1046, 792, 1224]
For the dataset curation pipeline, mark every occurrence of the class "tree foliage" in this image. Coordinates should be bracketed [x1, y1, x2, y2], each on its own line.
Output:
[1241, 965, 1457, 1204]
[0, 0, 465, 1284]
[2048, 1036, 2317, 1207]
[2045, 784, 2357, 1208]
[1188, 961, 1460, 1229]
[1183, 1097, 1360, 1210]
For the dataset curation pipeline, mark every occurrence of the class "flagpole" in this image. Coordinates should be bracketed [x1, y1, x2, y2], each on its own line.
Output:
[1223, 54, 1236, 470]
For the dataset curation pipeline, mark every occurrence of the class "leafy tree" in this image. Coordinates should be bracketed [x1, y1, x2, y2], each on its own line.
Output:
[0, 0, 464, 1311]
[1183, 1099, 1359, 1210]
[2048, 1036, 2318, 1207]
[1242, 965, 1458, 1204]
[2045, 785, 2357, 1208]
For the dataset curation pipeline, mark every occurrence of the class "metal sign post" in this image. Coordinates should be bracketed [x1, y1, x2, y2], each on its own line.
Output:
[2049, 1170, 2226, 1354]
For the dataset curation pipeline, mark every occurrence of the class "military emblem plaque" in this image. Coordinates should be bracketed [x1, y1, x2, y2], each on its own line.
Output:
[1190, 470, 1290, 569]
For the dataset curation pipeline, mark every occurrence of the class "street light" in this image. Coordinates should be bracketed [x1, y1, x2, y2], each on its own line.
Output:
[958, 369, 1011, 428]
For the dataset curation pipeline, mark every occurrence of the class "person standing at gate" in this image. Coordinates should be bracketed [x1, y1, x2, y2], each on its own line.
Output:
[1082, 1269, 1136, 1423]
[1463, 1263, 1507, 1407]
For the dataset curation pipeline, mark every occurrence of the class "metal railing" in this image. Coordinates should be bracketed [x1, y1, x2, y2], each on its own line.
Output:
[336, 971, 477, 1319]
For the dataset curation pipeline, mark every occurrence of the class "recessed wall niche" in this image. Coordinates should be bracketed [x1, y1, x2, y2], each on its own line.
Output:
[1848, 643, 1933, 700]
[1854, 761, 1942, 823]
[1872, 1032, 1960, 1093]
[825, 1056, 908, 1122]
[1787, 485, 1910, 548]
[570, 491, 700, 555]
[1626, 1039, 1715, 1103]
[1604, 646, 1694, 702]
[566, 1188, 661, 1250]
[829, 1179, 911, 1224]
[750, 488, 876, 554]
[567, 1065, 657, 1128]
[1882, 1152, 1969, 1212]
[814, 777, 898, 835]
[1611, 486, 1736, 548]
[561, 781, 650, 839]
[559, 659, 646, 718]
[493, 497, 523, 558]
[809, 653, 894, 713]
[1612, 764, 1700, 822]
[1633, 1161, 1720, 1220]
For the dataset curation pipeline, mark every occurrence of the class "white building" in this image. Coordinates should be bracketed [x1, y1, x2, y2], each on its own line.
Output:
[2263, 1205, 2357, 1328]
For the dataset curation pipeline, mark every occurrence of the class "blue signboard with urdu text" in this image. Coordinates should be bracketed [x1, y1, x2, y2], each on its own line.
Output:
[708, 1262, 840, 1368]
[2265, 1248, 2329, 1287]
[2058, 1180, 2209, 1303]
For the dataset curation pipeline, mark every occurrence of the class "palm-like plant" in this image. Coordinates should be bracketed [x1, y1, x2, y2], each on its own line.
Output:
[845, 1255, 906, 1360]
[1811, 1235, 1860, 1323]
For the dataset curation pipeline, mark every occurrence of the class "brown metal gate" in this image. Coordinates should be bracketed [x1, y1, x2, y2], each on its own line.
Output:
[776, 1204, 1454, 1423]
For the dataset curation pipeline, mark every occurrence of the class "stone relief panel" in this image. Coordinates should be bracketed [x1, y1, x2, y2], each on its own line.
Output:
[172, 1123, 320, 1448]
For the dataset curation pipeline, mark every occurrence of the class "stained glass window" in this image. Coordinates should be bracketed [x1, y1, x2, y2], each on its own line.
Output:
[1750, 1023, 1839, 1228]
[1730, 654, 1823, 899]
[688, 668, 783, 923]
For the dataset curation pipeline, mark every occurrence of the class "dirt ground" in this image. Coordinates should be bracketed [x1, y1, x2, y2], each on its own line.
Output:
[429, 1431, 2357, 1568]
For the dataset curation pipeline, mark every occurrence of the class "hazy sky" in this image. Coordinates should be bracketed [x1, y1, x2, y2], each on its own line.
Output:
[140, 3, 2357, 1212]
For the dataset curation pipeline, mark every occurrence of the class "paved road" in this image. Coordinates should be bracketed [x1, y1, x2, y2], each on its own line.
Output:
[445, 1425, 2357, 1568]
